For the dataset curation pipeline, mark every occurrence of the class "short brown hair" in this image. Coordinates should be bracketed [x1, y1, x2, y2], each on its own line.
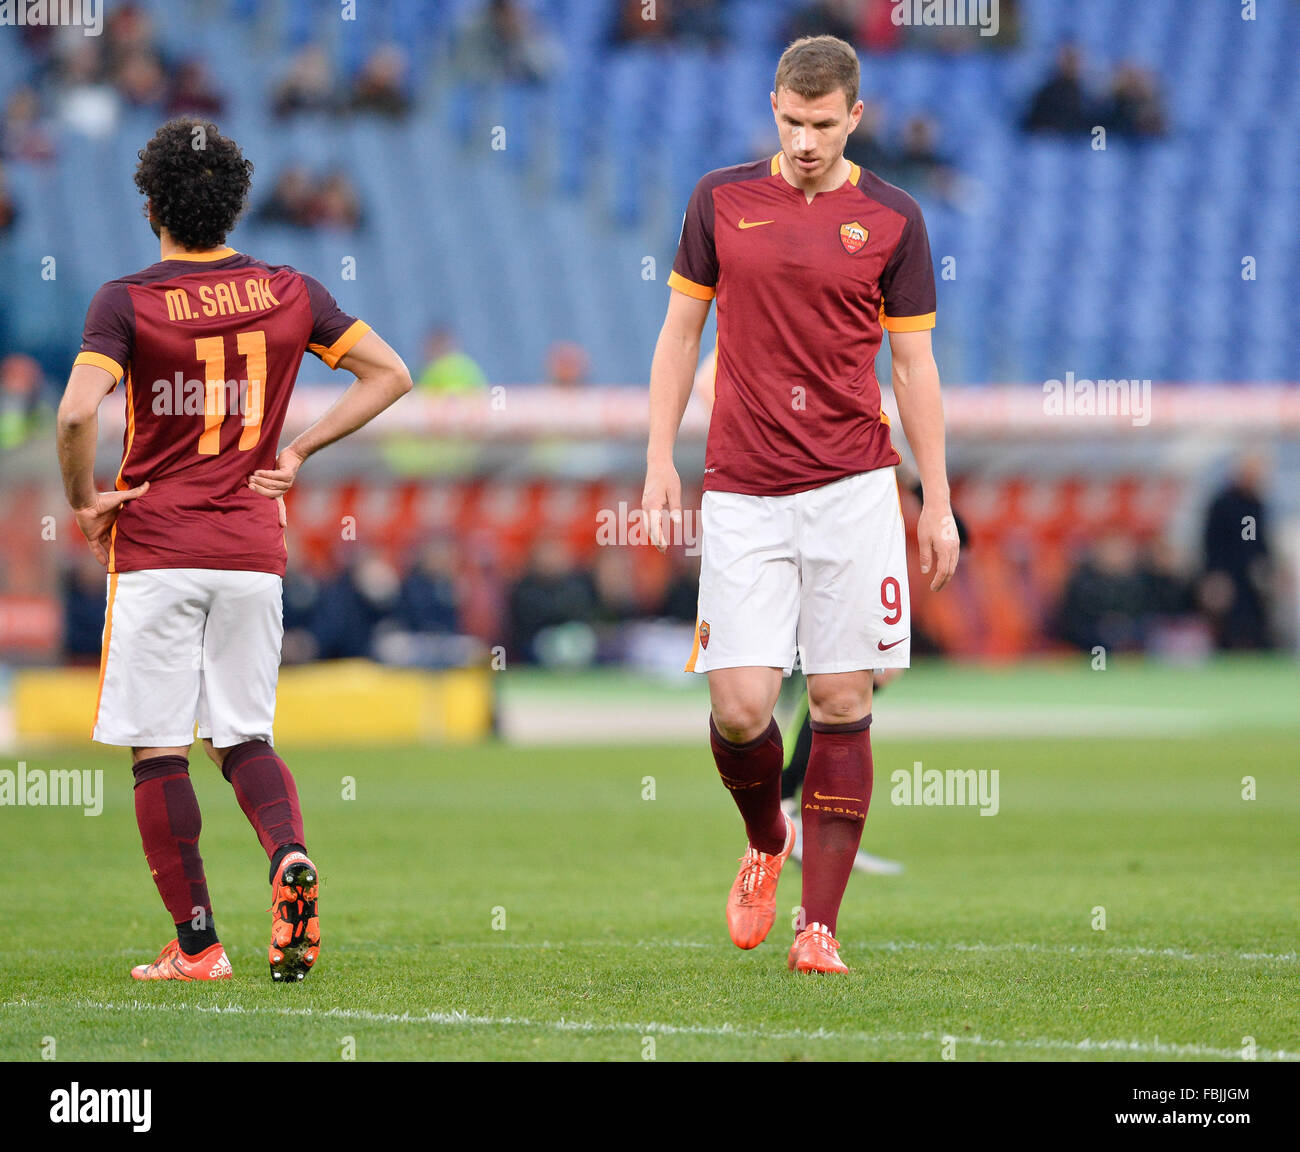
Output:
[774, 35, 860, 110]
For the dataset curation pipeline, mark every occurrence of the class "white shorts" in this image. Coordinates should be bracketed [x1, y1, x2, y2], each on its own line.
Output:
[686, 468, 910, 676]
[93, 568, 283, 748]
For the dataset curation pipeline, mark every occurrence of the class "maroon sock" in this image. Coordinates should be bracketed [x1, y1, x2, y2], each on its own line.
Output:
[801, 714, 873, 935]
[132, 755, 212, 929]
[221, 741, 306, 873]
[710, 715, 787, 855]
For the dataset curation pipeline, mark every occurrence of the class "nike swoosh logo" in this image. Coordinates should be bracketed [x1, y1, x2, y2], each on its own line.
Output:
[738, 218, 774, 229]
[813, 792, 862, 802]
[877, 637, 908, 651]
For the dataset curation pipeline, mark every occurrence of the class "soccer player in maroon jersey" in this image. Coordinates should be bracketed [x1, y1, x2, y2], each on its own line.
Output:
[56, 119, 412, 982]
[642, 37, 960, 973]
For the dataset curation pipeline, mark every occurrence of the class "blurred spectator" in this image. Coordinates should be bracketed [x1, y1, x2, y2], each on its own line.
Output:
[1200, 455, 1273, 650]
[673, 0, 728, 48]
[315, 169, 364, 231]
[166, 58, 226, 118]
[458, 534, 509, 645]
[592, 545, 641, 623]
[658, 551, 701, 623]
[0, 353, 47, 448]
[254, 167, 364, 232]
[1056, 532, 1200, 654]
[0, 165, 18, 237]
[116, 49, 168, 109]
[612, 0, 675, 43]
[785, 0, 858, 45]
[455, 0, 556, 84]
[1055, 533, 1149, 652]
[2, 87, 56, 162]
[350, 44, 413, 118]
[894, 113, 962, 200]
[1101, 62, 1168, 138]
[1022, 44, 1095, 134]
[508, 537, 599, 662]
[61, 556, 107, 664]
[398, 542, 463, 633]
[371, 541, 483, 668]
[311, 552, 401, 660]
[544, 341, 589, 389]
[273, 44, 339, 117]
[104, 2, 158, 73]
[57, 38, 119, 137]
[855, 0, 906, 52]
[843, 100, 895, 174]
[1142, 540, 1195, 620]
[280, 568, 322, 664]
[254, 165, 317, 229]
[417, 327, 488, 393]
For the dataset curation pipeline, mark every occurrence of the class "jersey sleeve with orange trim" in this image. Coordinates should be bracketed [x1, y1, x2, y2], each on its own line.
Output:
[668, 175, 718, 301]
[301, 273, 370, 369]
[75, 281, 134, 383]
[878, 198, 937, 332]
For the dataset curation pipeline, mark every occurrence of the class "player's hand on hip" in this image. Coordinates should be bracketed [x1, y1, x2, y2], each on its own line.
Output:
[73, 482, 149, 567]
[641, 461, 683, 553]
[917, 501, 960, 592]
[247, 446, 305, 500]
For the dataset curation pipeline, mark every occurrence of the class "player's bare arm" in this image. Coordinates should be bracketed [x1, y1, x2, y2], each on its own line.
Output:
[247, 329, 413, 500]
[643, 289, 711, 551]
[56, 362, 149, 566]
[889, 327, 959, 591]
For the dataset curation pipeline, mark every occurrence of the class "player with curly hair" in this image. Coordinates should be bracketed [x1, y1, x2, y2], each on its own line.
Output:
[56, 118, 413, 983]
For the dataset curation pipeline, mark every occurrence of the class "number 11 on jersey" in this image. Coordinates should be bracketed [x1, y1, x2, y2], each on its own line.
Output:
[194, 330, 266, 455]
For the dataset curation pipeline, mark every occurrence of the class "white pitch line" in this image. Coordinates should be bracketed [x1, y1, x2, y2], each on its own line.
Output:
[0, 998, 1293, 1061]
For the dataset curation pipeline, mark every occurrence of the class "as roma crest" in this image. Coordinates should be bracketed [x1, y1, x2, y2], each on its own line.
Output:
[699, 620, 710, 649]
[839, 220, 868, 254]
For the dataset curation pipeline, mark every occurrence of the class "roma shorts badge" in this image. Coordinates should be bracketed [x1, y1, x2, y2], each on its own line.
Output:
[839, 220, 868, 254]
[698, 620, 710, 649]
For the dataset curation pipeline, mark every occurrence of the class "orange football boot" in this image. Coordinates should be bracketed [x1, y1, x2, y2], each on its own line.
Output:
[726, 812, 796, 949]
[787, 922, 849, 974]
[131, 939, 232, 981]
[269, 851, 320, 983]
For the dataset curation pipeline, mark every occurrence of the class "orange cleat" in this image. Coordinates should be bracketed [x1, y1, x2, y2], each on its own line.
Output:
[787, 922, 849, 974]
[269, 851, 320, 983]
[130, 939, 232, 981]
[726, 813, 796, 949]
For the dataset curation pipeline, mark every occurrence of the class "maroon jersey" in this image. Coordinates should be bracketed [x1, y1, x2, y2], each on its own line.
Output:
[668, 154, 936, 496]
[75, 247, 369, 575]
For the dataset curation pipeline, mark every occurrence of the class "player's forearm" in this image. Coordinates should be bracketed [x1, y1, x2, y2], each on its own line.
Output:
[56, 404, 100, 510]
[287, 368, 412, 462]
[892, 353, 950, 505]
[647, 325, 699, 465]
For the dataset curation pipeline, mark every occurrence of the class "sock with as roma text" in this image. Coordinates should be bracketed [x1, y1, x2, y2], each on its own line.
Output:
[800, 714, 873, 935]
[710, 715, 788, 856]
[131, 755, 218, 956]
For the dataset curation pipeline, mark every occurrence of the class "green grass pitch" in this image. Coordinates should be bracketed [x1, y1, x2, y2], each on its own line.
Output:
[1, 704, 1296, 1061]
